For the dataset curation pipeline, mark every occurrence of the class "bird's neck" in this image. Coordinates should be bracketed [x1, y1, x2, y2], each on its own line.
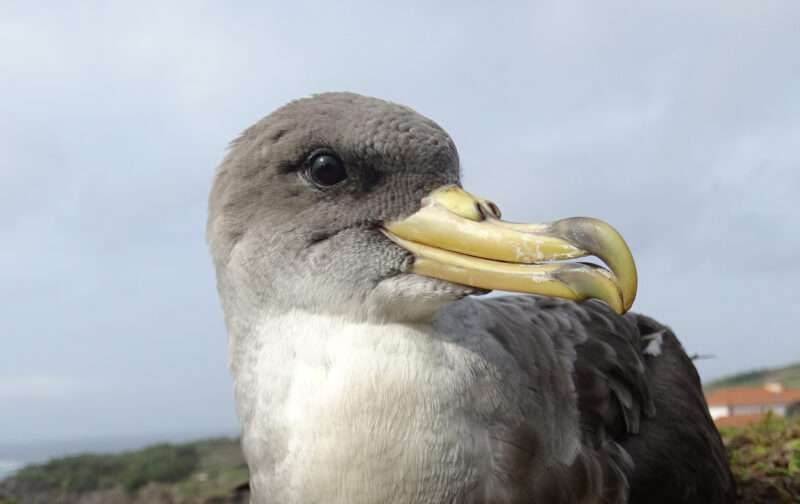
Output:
[227, 306, 494, 503]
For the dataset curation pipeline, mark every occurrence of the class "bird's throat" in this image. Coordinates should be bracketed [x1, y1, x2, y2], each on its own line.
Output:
[231, 309, 490, 503]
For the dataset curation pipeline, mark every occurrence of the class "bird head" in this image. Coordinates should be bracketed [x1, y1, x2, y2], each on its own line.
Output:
[207, 93, 636, 323]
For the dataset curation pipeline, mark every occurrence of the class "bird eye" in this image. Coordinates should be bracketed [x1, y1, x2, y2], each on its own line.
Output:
[305, 152, 347, 187]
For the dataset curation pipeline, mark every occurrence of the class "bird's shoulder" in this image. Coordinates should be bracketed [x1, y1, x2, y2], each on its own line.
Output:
[469, 295, 736, 503]
[437, 295, 658, 502]
[474, 295, 656, 440]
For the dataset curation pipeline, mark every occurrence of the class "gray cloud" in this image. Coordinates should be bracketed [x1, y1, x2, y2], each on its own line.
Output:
[2, 1, 798, 443]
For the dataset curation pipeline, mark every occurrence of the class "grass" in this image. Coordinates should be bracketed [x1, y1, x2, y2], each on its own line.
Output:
[720, 414, 800, 502]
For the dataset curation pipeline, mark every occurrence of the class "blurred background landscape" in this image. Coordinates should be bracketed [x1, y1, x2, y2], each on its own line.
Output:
[2, 1, 798, 502]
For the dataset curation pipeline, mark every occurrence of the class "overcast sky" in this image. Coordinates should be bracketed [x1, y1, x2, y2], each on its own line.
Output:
[2, 1, 799, 445]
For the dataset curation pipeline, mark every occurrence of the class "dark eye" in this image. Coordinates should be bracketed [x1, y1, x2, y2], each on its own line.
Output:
[305, 152, 347, 187]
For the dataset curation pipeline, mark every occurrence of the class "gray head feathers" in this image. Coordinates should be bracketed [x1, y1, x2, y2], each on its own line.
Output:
[207, 93, 476, 323]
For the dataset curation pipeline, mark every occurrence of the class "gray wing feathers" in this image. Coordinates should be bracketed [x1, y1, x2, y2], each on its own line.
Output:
[470, 296, 643, 503]
[622, 313, 736, 503]
[475, 296, 734, 503]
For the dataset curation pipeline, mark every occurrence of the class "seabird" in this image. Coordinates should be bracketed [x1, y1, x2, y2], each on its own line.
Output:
[207, 93, 735, 503]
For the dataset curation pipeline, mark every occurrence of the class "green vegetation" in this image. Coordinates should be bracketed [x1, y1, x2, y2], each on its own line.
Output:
[15, 452, 124, 493]
[14, 443, 198, 493]
[705, 362, 800, 393]
[721, 414, 800, 502]
[1, 438, 248, 502]
[169, 437, 249, 501]
[121, 444, 199, 492]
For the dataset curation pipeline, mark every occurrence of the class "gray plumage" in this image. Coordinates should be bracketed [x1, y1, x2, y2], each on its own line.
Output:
[207, 93, 735, 503]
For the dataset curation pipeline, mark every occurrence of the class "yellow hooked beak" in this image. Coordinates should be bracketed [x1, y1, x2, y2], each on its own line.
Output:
[382, 185, 637, 314]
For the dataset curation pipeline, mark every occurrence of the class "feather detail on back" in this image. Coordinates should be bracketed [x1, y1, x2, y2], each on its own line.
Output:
[478, 296, 735, 503]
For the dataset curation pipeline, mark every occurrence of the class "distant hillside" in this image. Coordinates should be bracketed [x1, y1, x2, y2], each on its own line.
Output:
[705, 362, 800, 394]
[0, 437, 248, 504]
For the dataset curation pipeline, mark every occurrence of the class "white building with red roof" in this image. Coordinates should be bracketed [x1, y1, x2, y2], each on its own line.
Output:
[705, 383, 800, 427]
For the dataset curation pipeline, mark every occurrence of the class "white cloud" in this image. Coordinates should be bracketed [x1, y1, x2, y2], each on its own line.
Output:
[1, 0, 799, 443]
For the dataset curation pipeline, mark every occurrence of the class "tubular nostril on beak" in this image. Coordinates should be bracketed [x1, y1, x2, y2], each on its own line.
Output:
[477, 200, 502, 220]
[474, 203, 486, 220]
[486, 201, 502, 219]
[427, 185, 501, 221]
